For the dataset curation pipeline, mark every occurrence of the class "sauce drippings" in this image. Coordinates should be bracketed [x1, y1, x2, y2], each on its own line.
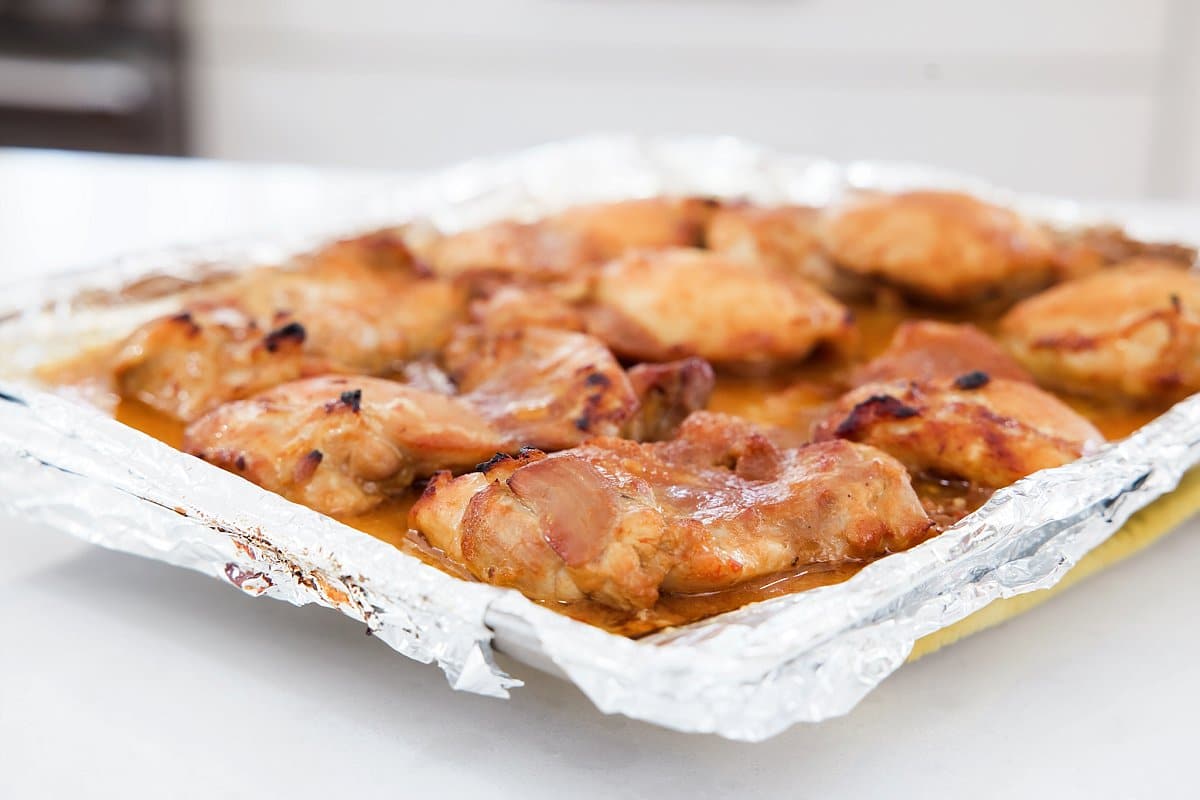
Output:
[67, 298, 1172, 635]
[116, 397, 184, 447]
[554, 563, 863, 637]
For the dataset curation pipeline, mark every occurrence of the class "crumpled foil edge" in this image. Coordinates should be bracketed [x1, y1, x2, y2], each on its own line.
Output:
[0, 388, 519, 698]
[1, 134, 1198, 741]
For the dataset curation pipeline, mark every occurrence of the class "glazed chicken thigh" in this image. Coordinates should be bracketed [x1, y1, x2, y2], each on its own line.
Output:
[1001, 261, 1200, 403]
[819, 190, 1057, 303]
[411, 412, 933, 610]
[443, 326, 713, 450]
[586, 248, 853, 367]
[814, 375, 1103, 488]
[114, 306, 328, 423]
[183, 375, 510, 516]
[444, 326, 639, 450]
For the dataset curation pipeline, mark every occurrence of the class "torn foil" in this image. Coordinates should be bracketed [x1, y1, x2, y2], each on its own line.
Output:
[1, 135, 1198, 741]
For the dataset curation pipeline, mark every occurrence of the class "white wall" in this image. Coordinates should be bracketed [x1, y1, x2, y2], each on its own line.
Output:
[184, 0, 1200, 202]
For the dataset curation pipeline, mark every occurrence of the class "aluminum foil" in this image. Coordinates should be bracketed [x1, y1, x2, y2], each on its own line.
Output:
[2, 135, 1198, 742]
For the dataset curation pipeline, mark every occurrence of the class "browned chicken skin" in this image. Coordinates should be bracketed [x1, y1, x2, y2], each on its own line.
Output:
[405, 197, 715, 285]
[300, 227, 423, 275]
[586, 248, 853, 367]
[444, 326, 713, 448]
[114, 307, 327, 423]
[411, 412, 932, 610]
[706, 202, 846, 291]
[448, 326, 629, 449]
[467, 284, 588, 333]
[819, 190, 1057, 303]
[447, 333, 718, 445]
[549, 196, 716, 258]
[814, 376, 1103, 487]
[404, 219, 600, 284]
[183, 375, 511, 516]
[853, 320, 1033, 386]
[220, 230, 463, 370]
[1001, 262, 1200, 403]
[114, 233, 467, 421]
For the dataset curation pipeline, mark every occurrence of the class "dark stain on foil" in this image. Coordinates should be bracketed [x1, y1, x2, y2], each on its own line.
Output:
[224, 562, 274, 595]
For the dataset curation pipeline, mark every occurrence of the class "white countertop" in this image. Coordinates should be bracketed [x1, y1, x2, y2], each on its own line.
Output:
[1, 149, 1197, 799]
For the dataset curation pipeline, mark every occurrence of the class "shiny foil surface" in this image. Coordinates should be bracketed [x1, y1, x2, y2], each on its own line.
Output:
[1, 136, 1197, 741]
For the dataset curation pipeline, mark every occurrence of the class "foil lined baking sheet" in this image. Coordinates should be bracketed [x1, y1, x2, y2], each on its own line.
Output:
[1, 135, 1198, 741]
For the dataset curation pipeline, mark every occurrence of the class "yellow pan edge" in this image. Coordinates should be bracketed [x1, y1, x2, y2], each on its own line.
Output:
[908, 466, 1200, 662]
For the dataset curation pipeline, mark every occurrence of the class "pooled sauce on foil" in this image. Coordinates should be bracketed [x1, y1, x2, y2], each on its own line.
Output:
[46, 299, 1167, 636]
[114, 396, 184, 446]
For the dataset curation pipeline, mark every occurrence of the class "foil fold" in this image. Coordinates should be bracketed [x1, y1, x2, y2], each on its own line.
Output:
[1, 135, 1198, 741]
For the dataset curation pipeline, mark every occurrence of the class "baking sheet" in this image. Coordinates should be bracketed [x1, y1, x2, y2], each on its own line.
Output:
[1, 135, 1197, 741]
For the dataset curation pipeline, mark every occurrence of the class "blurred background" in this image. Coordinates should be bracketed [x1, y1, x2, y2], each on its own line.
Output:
[2, 0, 1199, 201]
